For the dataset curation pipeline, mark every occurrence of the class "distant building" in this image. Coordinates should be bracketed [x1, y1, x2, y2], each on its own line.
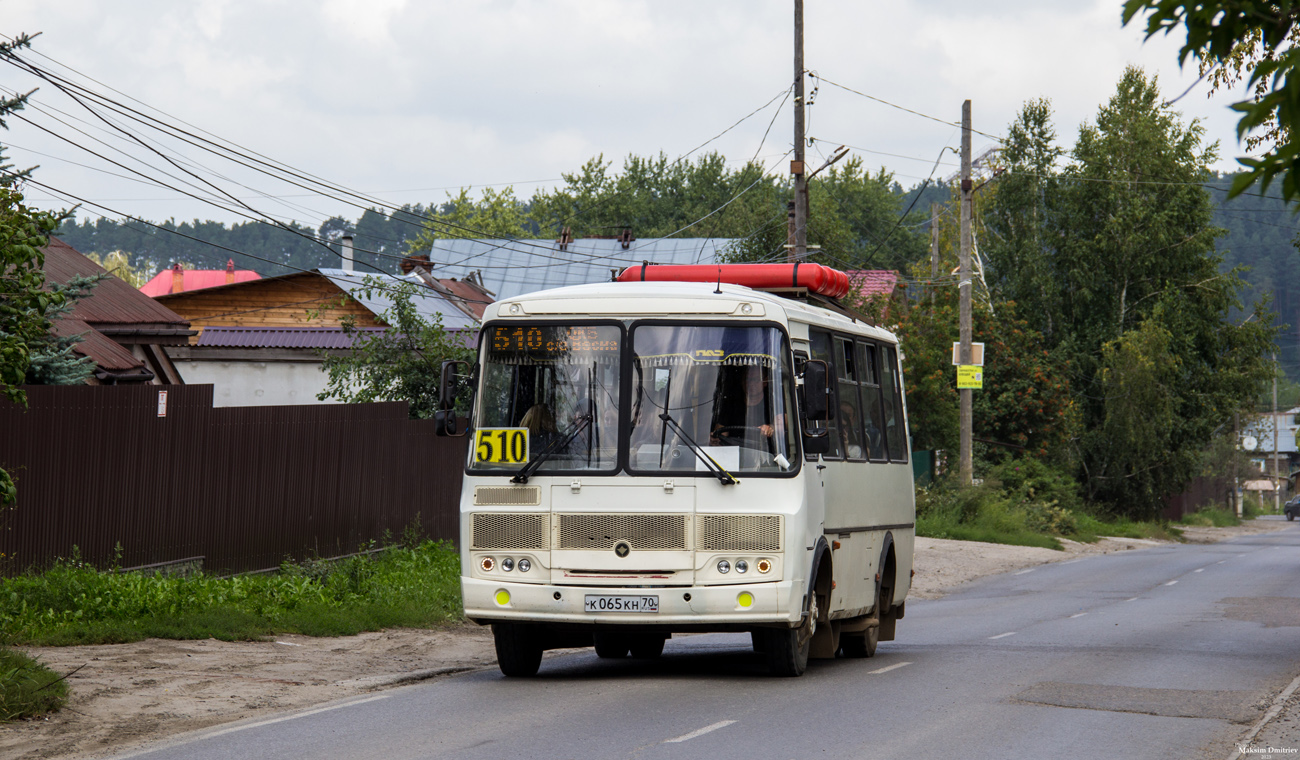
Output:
[139, 259, 261, 296]
[42, 237, 194, 385]
[422, 237, 735, 301]
[153, 268, 484, 406]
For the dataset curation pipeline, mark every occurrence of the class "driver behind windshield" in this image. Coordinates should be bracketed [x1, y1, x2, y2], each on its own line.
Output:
[710, 364, 784, 452]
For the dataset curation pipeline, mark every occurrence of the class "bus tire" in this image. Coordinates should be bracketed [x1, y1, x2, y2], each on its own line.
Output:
[765, 590, 816, 677]
[840, 623, 878, 658]
[593, 631, 630, 659]
[493, 623, 543, 677]
[629, 634, 666, 659]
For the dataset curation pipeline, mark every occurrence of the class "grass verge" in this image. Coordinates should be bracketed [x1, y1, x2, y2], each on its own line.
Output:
[0, 648, 68, 721]
[0, 540, 463, 647]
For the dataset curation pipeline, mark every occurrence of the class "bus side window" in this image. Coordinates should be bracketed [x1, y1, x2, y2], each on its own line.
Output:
[809, 330, 842, 459]
[857, 341, 889, 462]
[880, 345, 909, 463]
[835, 337, 866, 461]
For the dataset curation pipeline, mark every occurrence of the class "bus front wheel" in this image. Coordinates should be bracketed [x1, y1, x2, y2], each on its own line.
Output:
[492, 623, 543, 677]
[764, 590, 816, 676]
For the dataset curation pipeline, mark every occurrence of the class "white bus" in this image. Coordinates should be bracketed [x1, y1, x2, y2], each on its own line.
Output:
[436, 264, 915, 677]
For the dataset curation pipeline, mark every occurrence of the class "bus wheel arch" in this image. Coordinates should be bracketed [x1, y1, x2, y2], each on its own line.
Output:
[877, 534, 899, 642]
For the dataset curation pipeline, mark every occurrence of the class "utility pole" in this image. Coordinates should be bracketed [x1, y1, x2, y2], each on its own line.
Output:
[790, 0, 807, 263]
[959, 100, 973, 486]
[1274, 355, 1281, 514]
[929, 202, 940, 305]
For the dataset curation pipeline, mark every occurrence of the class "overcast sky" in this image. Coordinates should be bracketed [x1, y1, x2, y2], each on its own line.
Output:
[0, 0, 1255, 232]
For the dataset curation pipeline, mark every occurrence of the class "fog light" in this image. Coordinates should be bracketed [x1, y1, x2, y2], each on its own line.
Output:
[757, 558, 772, 574]
[518, 558, 531, 572]
[735, 560, 749, 574]
[717, 559, 731, 574]
[494, 589, 511, 606]
[737, 591, 754, 608]
[480, 557, 495, 572]
[502, 557, 515, 572]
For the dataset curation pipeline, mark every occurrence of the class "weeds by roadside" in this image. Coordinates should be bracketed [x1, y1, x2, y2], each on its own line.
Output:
[0, 540, 463, 647]
[917, 457, 1184, 549]
[0, 648, 67, 721]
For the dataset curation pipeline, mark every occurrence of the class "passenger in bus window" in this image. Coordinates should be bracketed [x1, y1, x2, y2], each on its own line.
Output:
[839, 400, 864, 459]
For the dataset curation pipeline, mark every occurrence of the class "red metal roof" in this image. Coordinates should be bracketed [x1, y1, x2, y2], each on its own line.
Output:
[844, 270, 899, 301]
[140, 263, 261, 296]
[436, 278, 493, 319]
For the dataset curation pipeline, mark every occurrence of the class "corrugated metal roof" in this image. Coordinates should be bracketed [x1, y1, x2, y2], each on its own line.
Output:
[139, 267, 261, 297]
[43, 237, 192, 328]
[425, 238, 734, 301]
[318, 269, 478, 329]
[197, 326, 388, 349]
[49, 318, 144, 371]
[845, 270, 899, 300]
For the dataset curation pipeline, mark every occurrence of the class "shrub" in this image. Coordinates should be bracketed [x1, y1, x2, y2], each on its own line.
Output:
[0, 648, 67, 721]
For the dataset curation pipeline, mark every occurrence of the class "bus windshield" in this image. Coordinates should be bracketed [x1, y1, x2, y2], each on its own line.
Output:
[472, 324, 622, 474]
[629, 324, 797, 475]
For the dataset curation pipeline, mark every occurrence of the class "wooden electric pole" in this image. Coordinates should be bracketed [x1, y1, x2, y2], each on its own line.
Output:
[1274, 354, 1281, 514]
[930, 202, 940, 305]
[790, 0, 807, 263]
[959, 100, 973, 486]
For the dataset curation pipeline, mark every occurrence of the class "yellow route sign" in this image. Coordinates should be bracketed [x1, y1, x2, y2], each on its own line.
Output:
[957, 365, 983, 389]
[474, 427, 529, 464]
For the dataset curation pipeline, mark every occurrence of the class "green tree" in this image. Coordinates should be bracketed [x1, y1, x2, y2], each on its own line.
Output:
[0, 186, 60, 506]
[1122, 0, 1300, 199]
[316, 277, 473, 419]
[1048, 68, 1275, 515]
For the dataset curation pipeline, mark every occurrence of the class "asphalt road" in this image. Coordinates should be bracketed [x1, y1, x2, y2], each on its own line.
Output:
[115, 520, 1300, 760]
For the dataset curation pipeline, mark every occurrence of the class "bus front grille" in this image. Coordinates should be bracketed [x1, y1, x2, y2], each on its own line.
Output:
[697, 514, 783, 552]
[473, 485, 541, 506]
[557, 513, 687, 551]
[472, 513, 549, 550]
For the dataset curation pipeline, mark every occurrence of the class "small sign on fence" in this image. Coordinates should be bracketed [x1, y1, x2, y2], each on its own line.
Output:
[157, 390, 168, 417]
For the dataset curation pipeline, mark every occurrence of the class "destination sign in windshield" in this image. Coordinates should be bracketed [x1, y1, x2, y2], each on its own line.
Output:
[487, 325, 619, 362]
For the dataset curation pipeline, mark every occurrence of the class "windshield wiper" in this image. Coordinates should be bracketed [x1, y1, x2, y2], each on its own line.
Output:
[511, 414, 592, 484]
[658, 413, 738, 485]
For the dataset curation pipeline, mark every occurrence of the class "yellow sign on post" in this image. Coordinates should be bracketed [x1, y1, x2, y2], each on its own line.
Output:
[957, 365, 983, 389]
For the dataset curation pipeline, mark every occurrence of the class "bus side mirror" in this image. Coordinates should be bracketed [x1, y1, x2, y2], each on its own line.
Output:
[802, 428, 831, 455]
[802, 360, 831, 421]
[436, 360, 471, 438]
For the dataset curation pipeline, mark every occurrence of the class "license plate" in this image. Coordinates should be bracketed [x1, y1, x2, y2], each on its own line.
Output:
[584, 594, 659, 613]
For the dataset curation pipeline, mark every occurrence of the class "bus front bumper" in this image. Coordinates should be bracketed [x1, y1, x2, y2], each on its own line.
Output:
[462, 577, 802, 627]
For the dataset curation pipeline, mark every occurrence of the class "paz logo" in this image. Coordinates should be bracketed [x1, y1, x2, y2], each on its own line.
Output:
[614, 542, 631, 558]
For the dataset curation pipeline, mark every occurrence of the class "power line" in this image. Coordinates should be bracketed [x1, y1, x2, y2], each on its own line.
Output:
[813, 74, 1007, 144]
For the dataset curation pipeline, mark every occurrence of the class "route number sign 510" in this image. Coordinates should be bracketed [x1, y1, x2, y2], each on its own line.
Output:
[475, 428, 529, 464]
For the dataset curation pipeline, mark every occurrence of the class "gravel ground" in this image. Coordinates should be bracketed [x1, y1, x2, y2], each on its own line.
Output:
[1, 519, 1289, 760]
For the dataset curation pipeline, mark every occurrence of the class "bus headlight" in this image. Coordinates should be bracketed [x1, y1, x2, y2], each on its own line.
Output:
[717, 559, 731, 574]
[735, 560, 749, 574]
[518, 558, 531, 572]
[502, 557, 515, 572]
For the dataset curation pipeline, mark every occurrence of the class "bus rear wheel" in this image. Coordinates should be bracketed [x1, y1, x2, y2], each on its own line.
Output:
[492, 623, 543, 677]
[629, 634, 666, 659]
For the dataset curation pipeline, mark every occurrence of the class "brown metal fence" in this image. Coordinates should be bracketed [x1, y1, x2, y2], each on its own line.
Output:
[1163, 475, 1234, 520]
[0, 385, 465, 575]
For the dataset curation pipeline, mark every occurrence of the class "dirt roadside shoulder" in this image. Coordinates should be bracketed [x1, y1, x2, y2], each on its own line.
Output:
[2, 518, 1290, 760]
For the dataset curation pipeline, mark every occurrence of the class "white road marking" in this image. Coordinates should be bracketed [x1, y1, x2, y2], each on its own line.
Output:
[868, 661, 913, 675]
[200, 694, 391, 740]
[665, 720, 737, 743]
[1014, 568, 1035, 575]
[1165, 580, 1178, 586]
[275, 641, 302, 646]
[1060, 559, 1082, 565]
[1069, 613, 1087, 619]
[1194, 568, 1204, 573]
[1126, 597, 1139, 602]
[989, 632, 1017, 640]
[1217, 560, 1227, 565]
